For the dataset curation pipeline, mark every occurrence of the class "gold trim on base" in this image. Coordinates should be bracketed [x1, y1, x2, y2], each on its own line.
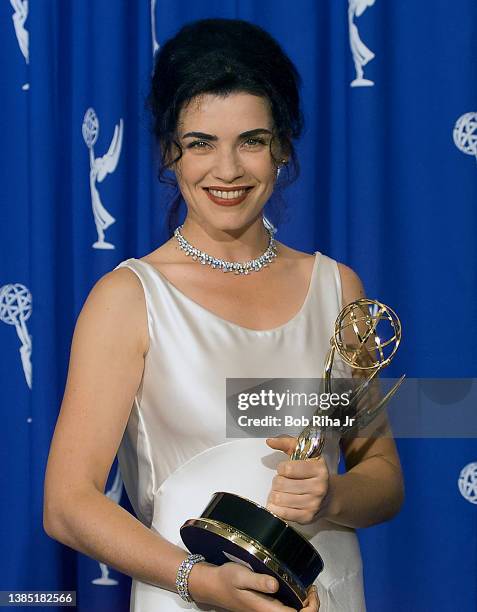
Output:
[182, 517, 307, 605]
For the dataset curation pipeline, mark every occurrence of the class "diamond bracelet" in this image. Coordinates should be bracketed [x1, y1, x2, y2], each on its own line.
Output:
[175, 553, 206, 603]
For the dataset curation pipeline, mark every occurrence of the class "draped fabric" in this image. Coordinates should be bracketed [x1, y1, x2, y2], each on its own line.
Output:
[1, 1, 476, 611]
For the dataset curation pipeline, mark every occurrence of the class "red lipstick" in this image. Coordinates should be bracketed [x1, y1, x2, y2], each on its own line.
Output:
[203, 187, 252, 207]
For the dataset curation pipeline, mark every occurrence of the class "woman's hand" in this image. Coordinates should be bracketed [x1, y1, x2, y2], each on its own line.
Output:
[265, 436, 330, 525]
[189, 561, 319, 611]
[301, 584, 320, 611]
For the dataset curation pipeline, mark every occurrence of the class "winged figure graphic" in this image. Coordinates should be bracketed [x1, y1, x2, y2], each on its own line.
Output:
[82, 108, 124, 249]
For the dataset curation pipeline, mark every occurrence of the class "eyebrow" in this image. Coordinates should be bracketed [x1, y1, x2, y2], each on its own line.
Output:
[181, 128, 273, 141]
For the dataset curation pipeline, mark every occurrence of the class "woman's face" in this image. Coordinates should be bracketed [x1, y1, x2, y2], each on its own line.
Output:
[172, 92, 283, 232]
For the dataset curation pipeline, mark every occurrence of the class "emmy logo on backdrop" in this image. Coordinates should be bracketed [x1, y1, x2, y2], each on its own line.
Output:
[453, 112, 477, 165]
[82, 108, 124, 250]
[92, 465, 124, 585]
[0, 283, 32, 389]
[10, 0, 29, 90]
[348, 0, 376, 87]
[458, 462, 477, 505]
[151, 0, 160, 57]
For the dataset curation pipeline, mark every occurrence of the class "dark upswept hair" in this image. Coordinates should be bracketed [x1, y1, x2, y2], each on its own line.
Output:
[146, 18, 304, 235]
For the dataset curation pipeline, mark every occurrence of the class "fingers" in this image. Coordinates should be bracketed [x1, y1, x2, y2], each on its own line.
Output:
[301, 585, 320, 611]
[238, 589, 302, 611]
[266, 436, 297, 456]
[268, 490, 322, 510]
[266, 457, 329, 524]
[266, 502, 318, 524]
[271, 473, 324, 494]
[231, 567, 297, 611]
[276, 456, 328, 480]
[231, 564, 278, 595]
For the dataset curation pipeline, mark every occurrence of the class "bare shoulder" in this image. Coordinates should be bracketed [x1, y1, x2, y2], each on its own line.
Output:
[80, 266, 149, 357]
[93, 265, 145, 297]
[336, 262, 366, 306]
[44, 266, 150, 504]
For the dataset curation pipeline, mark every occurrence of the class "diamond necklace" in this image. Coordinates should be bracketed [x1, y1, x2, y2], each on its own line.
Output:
[173, 224, 278, 275]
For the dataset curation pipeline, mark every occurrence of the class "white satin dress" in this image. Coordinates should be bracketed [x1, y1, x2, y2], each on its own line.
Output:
[114, 252, 366, 612]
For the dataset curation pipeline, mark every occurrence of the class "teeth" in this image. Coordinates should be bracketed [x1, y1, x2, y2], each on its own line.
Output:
[208, 189, 247, 199]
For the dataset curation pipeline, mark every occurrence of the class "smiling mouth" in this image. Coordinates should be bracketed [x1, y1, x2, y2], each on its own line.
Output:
[204, 187, 253, 198]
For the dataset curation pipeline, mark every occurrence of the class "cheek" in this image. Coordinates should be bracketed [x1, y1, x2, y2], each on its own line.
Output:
[176, 160, 205, 189]
[252, 158, 276, 182]
[262, 166, 278, 188]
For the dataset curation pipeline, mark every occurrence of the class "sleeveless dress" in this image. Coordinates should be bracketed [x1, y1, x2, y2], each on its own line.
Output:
[114, 252, 366, 612]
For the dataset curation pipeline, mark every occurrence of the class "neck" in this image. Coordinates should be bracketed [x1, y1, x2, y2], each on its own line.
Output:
[179, 217, 271, 261]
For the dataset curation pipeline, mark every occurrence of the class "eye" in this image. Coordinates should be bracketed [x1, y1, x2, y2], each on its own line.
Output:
[187, 140, 210, 149]
[243, 137, 266, 147]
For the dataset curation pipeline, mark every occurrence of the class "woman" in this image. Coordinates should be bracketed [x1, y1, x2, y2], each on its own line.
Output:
[43, 18, 404, 611]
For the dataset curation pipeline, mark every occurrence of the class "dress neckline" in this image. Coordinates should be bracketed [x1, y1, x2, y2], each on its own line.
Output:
[132, 252, 321, 334]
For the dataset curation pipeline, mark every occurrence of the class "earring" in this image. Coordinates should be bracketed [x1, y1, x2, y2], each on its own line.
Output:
[276, 159, 287, 178]
[262, 215, 277, 234]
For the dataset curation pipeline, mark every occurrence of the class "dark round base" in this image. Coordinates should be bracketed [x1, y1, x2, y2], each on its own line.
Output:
[181, 518, 307, 609]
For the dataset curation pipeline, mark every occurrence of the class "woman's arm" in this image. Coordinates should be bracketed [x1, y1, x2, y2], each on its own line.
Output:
[43, 268, 191, 589]
[43, 268, 313, 612]
[324, 435, 404, 528]
[266, 263, 404, 529]
[321, 263, 404, 528]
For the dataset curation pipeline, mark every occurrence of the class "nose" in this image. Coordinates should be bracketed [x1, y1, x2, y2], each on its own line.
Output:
[212, 148, 245, 183]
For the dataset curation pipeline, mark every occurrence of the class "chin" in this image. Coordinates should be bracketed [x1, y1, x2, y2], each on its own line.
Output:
[204, 211, 263, 234]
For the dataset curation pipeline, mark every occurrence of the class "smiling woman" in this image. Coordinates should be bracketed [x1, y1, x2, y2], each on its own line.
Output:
[183, 124, 273, 208]
[170, 93, 282, 236]
[147, 18, 303, 236]
[43, 17, 403, 612]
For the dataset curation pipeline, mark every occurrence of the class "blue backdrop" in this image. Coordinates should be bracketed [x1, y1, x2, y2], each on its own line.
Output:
[1, 1, 476, 610]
